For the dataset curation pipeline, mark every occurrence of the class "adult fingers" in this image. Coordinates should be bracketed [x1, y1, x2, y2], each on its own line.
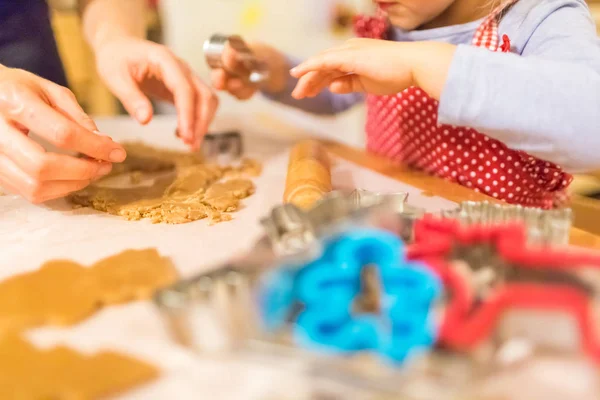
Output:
[102, 69, 154, 125]
[0, 119, 112, 181]
[0, 154, 90, 203]
[155, 51, 197, 144]
[192, 75, 219, 149]
[44, 83, 99, 132]
[2, 89, 126, 163]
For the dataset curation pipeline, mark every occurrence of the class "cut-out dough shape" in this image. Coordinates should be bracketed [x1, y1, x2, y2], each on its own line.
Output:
[70, 142, 261, 224]
[0, 249, 178, 334]
[0, 334, 158, 399]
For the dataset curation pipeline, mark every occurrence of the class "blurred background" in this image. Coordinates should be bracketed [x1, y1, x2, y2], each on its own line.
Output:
[47, 0, 600, 230]
[48, 0, 374, 146]
[46, 0, 600, 130]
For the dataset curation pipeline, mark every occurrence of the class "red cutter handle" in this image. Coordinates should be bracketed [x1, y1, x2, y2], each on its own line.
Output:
[440, 283, 600, 363]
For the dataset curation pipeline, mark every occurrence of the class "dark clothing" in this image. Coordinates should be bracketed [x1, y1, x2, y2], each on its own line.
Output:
[0, 0, 68, 86]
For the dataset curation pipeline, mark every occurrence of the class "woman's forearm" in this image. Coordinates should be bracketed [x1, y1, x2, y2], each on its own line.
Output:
[80, 0, 146, 52]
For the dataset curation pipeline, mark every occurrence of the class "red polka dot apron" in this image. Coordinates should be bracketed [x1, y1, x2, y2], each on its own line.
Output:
[354, 4, 572, 209]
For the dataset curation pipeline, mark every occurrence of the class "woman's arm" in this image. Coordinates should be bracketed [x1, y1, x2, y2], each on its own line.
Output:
[79, 0, 146, 50]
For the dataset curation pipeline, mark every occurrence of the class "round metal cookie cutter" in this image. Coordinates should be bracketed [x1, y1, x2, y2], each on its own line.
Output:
[203, 33, 269, 84]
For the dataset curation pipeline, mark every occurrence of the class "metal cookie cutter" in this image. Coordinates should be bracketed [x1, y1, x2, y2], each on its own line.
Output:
[154, 264, 262, 353]
[155, 206, 464, 398]
[441, 201, 573, 246]
[155, 193, 395, 353]
[349, 189, 425, 243]
[201, 131, 243, 164]
[259, 189, 411, 260]
[157, 195, 572, 398]
[409, 216, 600, 365]
[155, 193, 443, 356]
[204, 33, 270, 84]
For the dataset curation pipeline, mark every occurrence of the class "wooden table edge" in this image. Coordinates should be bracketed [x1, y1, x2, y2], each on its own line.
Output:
[321, 140, 600, 250]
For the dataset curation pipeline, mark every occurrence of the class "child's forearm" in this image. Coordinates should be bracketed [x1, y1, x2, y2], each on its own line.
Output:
[80, 0, 146, 52]
[437, 44, 600, 173]
[262, 56, 364, 115]
[410, 42, 456, 101]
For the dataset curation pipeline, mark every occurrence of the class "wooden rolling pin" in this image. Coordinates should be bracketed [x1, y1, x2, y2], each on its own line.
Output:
[283, 140, 332, 209]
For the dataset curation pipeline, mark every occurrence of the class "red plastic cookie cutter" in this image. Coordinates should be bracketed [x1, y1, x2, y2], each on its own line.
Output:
[408, 215, 600, 363]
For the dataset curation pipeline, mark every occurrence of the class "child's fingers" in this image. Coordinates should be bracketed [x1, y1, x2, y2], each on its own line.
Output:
[226, 77, 246, 92]
[223, 42, 252, 77]
[227, 77, 256, 100]
[231, 86, 256, 100]
[290, 50, 353, 78]
[329, 75, 363, 94]
[292, 71, 326, 99]
[211, 69, 228, 90]
[292, 71, 344, 99]
[305, 71, 345, 97]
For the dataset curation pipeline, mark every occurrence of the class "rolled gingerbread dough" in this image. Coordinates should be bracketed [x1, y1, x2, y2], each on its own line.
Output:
[0, 248, 177, 334]
[0, 334, 158, 399]
[69, 142, 262, 224]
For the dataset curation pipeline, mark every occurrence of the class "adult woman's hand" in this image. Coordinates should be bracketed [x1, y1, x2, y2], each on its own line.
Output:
[82, 0, 218, 149]
[0, 66, 125, 203]
[94, 37, 219, 150]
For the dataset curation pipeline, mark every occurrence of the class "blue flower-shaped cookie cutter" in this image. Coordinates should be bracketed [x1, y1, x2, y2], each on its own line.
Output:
[258, 228, 442, 364]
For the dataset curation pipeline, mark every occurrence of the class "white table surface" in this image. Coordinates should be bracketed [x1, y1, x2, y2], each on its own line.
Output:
[1, 108, 598, 399]
[0, 109, 459, 399]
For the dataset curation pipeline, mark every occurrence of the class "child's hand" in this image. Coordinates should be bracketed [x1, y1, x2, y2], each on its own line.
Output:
[290, 39, 455, 100]
[211, 42, 290, 100]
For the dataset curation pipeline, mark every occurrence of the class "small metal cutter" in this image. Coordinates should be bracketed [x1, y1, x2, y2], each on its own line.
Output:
[441, 201, 573, 246]
[204, 33, 270, 84]
[260, 189, 416, 259]
[201, 131, 244, 164]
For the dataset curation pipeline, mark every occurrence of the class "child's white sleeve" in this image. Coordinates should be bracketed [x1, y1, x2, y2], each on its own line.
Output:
[438, 0, 600, 173]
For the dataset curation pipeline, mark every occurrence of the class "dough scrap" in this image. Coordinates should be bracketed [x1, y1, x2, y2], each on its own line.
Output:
[107, 141, 204, 176]
[223, 158, 263, 178]
[0, 334, 158, 399]
[70, 142, 261, 224]
[0, 249, 177, 334]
